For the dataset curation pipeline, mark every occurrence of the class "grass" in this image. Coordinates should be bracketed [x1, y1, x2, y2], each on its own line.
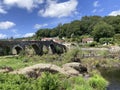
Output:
[0, 54, 68, 70]
[0, 72, 107, 90]
[63, 74, 108, 90]
[0, 56, 27, 69]
[0, 55, 51, 70]
[88, 74, 108, 90]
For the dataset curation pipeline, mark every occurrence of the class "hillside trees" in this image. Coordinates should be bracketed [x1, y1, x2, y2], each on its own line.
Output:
[80, 16, 102, 35]
[66, 20, 81, 38]
[92, 21, 115, 41]
[103, 15, 120, 33]
[59, 23, 69, 38]
[114, 34, 120, 44]
[35, 15, 120, 43]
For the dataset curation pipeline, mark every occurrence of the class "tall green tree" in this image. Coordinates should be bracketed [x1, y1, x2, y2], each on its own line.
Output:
[92, 21, 115, 41]
[114, 34, 120, 44]
[80, 16, 102, 35]
[104, 16, 120, 33]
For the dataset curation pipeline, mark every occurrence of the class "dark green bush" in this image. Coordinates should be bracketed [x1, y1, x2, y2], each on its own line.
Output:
[0, 73, 108, 90]
[55, 46, 63, 54]
[39, 72, 60, 90]
[88, 74, 108, 90]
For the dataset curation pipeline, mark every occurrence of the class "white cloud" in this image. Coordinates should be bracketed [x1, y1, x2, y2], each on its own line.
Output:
[93, 1, 100, 7]
[23, 33, 35, 37]
[34, 23, 48, 29]
[0, 21, 16, 30]
[35, 0, 44, 4]
[0, 2, 7, 14]
[99, 8, 104, 12]
[92, 8, 104, 13]
[38, 0, 78, 18]
[0, 33, 7, 39]
[3, 0, 44, 11]
[11, 29, 17, 33]
[109, 10, 120, 16]
[10, 29, 22, 38]
[92, 9, 97, 13]
[0, 7, 7, 14]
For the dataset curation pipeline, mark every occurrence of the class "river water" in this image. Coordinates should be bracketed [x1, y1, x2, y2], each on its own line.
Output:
[107, 81, 120, 90]
[99, 68, 120, 90]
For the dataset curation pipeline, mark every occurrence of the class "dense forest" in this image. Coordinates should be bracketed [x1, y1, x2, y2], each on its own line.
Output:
[35, 15, 120, 43]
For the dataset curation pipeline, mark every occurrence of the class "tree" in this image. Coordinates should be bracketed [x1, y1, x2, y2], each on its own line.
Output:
[66, 20, 81, 38]
[80, 16, 102, 35]
[92, 21, 115, 41]
[114, 34, 120, 44]
[50, 28, 59, 37]
[104, 15, 120, 33]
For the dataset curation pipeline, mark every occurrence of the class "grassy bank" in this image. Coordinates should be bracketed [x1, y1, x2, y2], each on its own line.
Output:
[0, 72, 108, 90]
[0, 47, 120, 90]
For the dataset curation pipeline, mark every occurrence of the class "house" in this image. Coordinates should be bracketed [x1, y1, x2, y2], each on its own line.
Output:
[82, 38, 94, 43]
[41, 38, 53, 41]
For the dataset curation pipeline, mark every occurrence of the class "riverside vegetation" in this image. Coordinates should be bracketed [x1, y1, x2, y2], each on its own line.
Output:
[1, 47, 120, 90]
[0, 72, 107, 90]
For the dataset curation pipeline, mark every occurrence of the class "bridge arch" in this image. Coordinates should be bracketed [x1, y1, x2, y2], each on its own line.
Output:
[12, 45, 23, 55]
[31, 44, 41, 55]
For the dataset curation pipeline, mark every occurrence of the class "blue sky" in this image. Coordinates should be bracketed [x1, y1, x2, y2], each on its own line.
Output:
[0, 0, 120, 39]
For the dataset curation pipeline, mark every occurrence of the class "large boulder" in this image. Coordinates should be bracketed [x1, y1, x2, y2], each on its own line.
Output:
[62, 66, 80, 76]
[10, 63, 88, 77]
[62, 62, 81, 69]
[10, 64, 67, 77]
[62, 62, 87, 74]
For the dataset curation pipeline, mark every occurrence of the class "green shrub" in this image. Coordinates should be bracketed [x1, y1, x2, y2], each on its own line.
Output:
[63, 48, 80, 62]
[61, 79, 72, 90]
[0, 72, 108, 90]
[73, 76, 86, 85]
[43, 46, 48, 54]
[71, 76, 93, 90]
[0, 73, 34, 90]
[88, 74, 108, 90]
[75, 85, 93, 90]
[55, 46, 63, 54]
[99, 38, 114, 45]
[39, 72, 60, 90]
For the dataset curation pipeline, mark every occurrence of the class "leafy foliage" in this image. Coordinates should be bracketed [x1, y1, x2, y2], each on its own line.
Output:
[0, 73, 60, 90]
[63, 48, 81, 62]
[92, 21, 115, 41]
[88, 74, 108, 90]
[39, 72, 60, 90]
[0, 56, 109, 90]
[55, 46, 63, 54]
[99, 38, 114, 45]
[114, 34, 120, 44]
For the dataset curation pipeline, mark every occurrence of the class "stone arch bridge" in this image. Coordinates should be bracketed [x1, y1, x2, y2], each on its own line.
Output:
[0, 40, 66, 56]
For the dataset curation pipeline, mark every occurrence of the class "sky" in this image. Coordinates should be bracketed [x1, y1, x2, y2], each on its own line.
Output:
[0, 0, 120, 39]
